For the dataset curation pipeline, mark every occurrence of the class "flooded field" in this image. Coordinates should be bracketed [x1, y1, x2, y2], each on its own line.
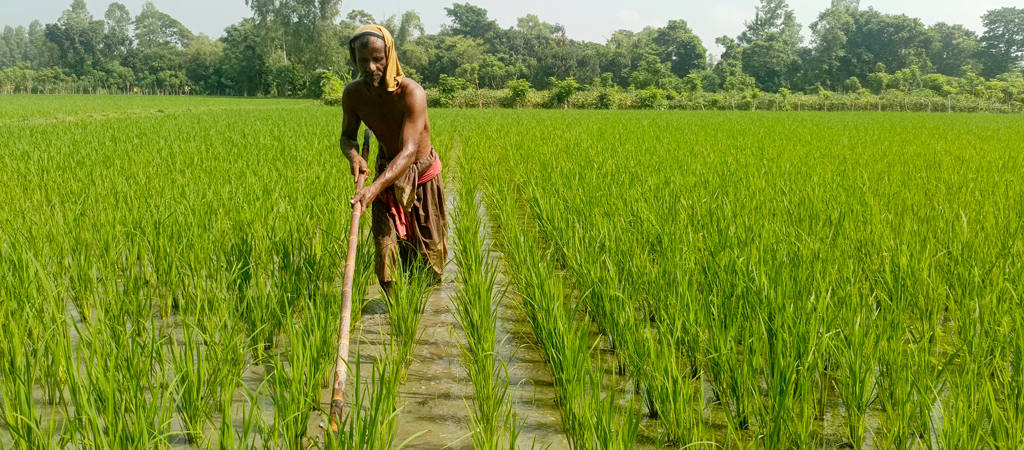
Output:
[2, 99, 1022, 449]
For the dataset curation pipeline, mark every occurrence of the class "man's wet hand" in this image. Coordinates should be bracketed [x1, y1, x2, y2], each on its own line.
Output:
[350, 184, 378, 211]
[350, 156, 368, 183]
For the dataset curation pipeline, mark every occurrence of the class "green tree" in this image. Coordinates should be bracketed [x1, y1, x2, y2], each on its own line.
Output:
[444, 3, 499, 40]
[346, 10, 376, 26]
[866, 63, 890, 93]
[683, 73, 703, 93]
[184, 34, 224, 93]
[630, 54, 679, 90]
[418, 34, 485, 85]
[724, 73, 756, 92]
[1, 26, 30, 67]
[652, 20, 707, 78]
[741, 34, 793, 91]
[505, 78, 531, 108]
[219, 18, 269, 95]
[849, 10, 933, 77]
[713, 35, 745, 90]
[478, 55, 519, 89]
[808, 3, 855, 88]
[134, 2, 191, 50]
[103, 2, 132, 61]
[247, 0, 342, 89]
[533, 39, 601, 88]
[928, 23, 980, 77]
[517, 14, 565, 40]
[383, 11, 425, 54]
[548, 76, 579, 107]
[44, 0, 106, 75]
[599, 28, 656, 88]
[28, 20, 57, 69]
[738, 0, 802, 49]
[978, 7, 1024, 78]
[843, 76, 861, 92]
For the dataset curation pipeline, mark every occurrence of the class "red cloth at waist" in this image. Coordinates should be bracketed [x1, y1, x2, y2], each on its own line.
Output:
[380, 155, 442, 240]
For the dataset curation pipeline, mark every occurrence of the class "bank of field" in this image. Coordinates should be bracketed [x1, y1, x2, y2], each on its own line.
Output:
[1, 96, 1022, 449]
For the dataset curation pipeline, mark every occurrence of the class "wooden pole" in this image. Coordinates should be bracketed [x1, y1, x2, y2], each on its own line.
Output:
[330, 128, 372, 432]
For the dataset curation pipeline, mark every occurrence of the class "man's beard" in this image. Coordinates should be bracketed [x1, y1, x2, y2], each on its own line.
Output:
[365, 71, 383, 87]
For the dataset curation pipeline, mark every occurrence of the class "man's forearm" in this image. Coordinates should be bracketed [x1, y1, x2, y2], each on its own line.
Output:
[340, 135, 360, 161]
[367, 147, 416, 192]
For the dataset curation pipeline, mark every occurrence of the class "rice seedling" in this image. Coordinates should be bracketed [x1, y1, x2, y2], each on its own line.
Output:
[384, 258, 435, 376]
[326, 343, 404, 450]
[0, 310, 61, 450]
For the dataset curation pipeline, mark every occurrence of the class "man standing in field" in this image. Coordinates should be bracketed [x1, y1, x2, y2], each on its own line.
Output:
[340, 25, 448, 294]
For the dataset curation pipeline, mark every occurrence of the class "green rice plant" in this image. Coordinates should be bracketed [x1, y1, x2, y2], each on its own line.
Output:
[987, 309, 1024, 448]
[755, 318, 797, 450]
[198, 291, 251, 414]
[0, 312, 61, 450]
[64, 302, 175, 448]
[168, 318, 219, 445]
[450, 152, 524, 450]
[644, 321, 706, 446]
[351, 224, 377, 322]
[3, 99, 1024, 448]
[384, 258, 435, 376]
[938, 362, 988, 450]
[876, 322, 918, 449]
[269, 310, 329, 449]
[792, 294, 829, 449]
[483, 168, 640, 450]
[325, 342, 404, 450]
[834, 301, 879, 450]
[215, 382, 262, 450]
[704, 294, 760, 435]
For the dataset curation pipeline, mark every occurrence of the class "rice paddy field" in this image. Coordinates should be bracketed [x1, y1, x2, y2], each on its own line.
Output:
[1, 95, 1022, 449]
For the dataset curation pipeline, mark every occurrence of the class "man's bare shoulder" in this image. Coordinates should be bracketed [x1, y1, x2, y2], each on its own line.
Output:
[399, 79, 426, 100]
[342, 80, 367, 104]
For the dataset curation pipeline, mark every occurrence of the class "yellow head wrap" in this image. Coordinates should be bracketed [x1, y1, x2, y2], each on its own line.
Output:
[349, 25, 405, 92]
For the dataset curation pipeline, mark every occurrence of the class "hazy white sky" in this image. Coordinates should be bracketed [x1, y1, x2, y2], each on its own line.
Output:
[1, 0, 1012, 54]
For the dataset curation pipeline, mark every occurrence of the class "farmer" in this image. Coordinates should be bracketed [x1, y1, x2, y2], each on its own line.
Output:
[339, 24, 448, 295]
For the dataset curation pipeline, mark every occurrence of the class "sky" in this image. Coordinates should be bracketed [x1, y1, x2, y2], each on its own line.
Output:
[1, 0, 1011, 55]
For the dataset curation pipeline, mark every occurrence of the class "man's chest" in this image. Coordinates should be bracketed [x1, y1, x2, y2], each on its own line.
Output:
[357, 105, 404, 135]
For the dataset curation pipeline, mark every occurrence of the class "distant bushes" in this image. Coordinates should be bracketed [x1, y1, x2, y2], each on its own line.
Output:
[417, 85, 1023, 113]
[321, 69, 1024, 113]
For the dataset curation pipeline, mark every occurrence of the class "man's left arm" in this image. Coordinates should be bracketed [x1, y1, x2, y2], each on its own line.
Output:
[351, 88, 427, 209]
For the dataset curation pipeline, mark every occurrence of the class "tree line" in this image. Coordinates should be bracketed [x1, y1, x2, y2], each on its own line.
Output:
[1, 0, 1022, 105]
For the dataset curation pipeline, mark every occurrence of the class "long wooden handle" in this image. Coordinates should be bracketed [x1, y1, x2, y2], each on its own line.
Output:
[330, 128, 372, 431]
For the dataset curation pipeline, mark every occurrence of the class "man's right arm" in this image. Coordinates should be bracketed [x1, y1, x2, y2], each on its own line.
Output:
[340, 84, 366, 182]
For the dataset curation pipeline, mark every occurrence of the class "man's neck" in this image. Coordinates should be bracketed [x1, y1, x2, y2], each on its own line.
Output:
[367, 81, 392, 98]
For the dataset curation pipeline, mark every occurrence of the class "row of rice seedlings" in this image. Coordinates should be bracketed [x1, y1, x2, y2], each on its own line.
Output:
[385, 258, 435, 377]
[988, 308, 1024, 447]
[526, 183, 707, 446]
[450, 152, 522, 449]
[833, 295, 878, 450]
[64, 300, 175, 448]
[329, 256, 432, 449]
[168, 318, 219, 445]
[482, 165, 640, 450]
[0, 302, 61, 449]
[326, 344, 403, 450]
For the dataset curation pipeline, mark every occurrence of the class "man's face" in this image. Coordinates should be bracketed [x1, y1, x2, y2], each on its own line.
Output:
[354, 38, 387, 88]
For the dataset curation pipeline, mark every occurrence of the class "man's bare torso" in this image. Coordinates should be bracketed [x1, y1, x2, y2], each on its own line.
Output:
[344, 78, 433, 161]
